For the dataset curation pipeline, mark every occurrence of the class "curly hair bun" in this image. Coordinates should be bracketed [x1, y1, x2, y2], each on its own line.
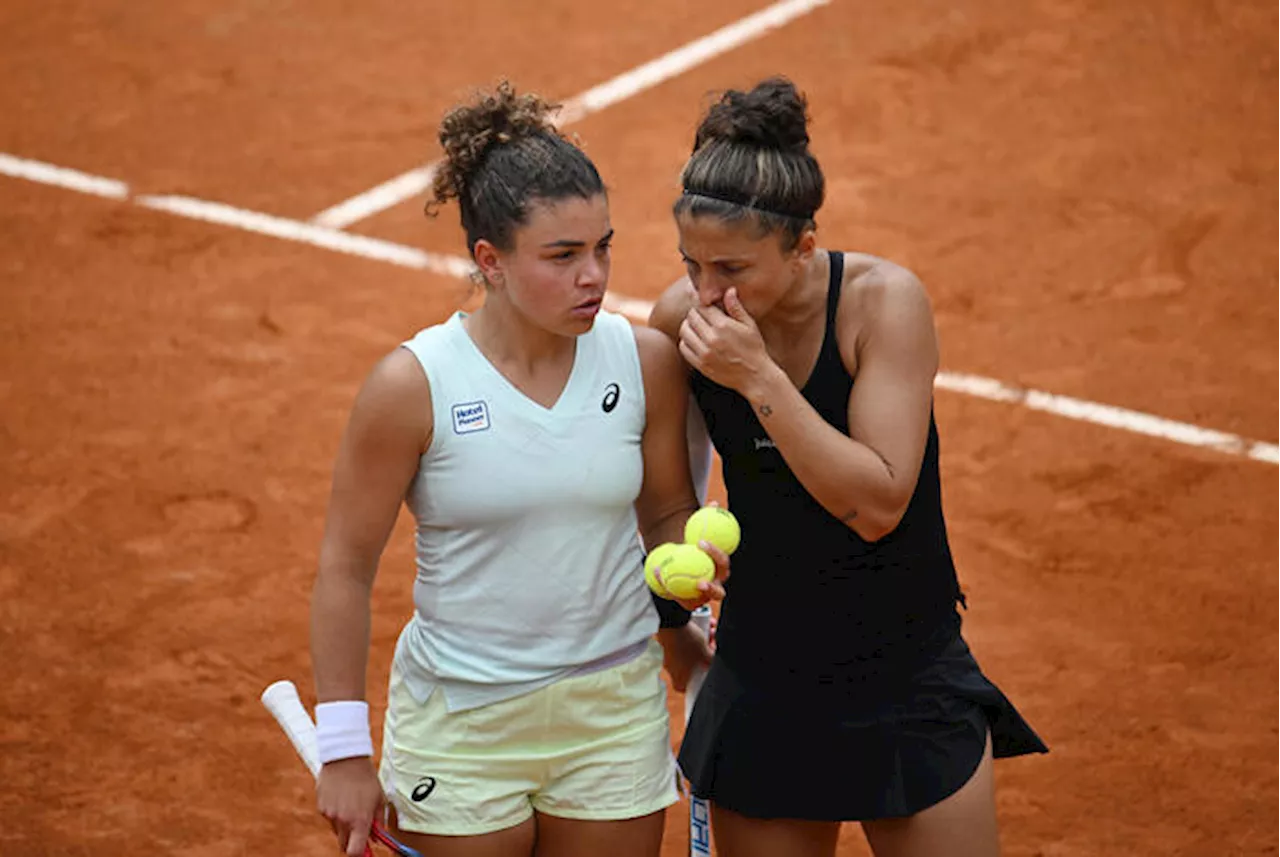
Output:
[433, 81, 560, 205]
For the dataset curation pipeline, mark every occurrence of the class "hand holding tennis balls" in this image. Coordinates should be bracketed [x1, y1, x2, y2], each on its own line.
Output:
[684, 505, 741, 555]
[645, 505, 738, 604]
[646, 543, 715, 600]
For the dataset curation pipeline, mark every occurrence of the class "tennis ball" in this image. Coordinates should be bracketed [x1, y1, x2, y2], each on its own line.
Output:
[684, 506, 741, 555]
[652, 543, 715, 600]
[644, 543, 679, 598]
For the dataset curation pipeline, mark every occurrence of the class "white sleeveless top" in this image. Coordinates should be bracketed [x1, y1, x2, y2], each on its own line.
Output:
[392, 309, 655, 711]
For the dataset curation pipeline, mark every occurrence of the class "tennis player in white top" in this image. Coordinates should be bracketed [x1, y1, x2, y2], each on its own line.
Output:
[308, 81, 725, 857]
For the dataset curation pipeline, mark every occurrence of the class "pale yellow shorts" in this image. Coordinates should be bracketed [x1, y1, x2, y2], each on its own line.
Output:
[378, 641, 679, 836]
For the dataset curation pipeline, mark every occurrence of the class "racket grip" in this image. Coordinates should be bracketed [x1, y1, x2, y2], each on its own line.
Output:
[261, 681, 419, 857]
[261, 679, 322, 778]
[689, 604, 713, 636]
[684, 606, 713, 722]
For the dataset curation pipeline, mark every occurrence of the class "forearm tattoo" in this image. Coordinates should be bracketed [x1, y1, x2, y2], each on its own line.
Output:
[759, 403, 773, 417]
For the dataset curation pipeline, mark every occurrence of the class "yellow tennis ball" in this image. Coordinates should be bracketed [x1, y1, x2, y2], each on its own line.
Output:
[684, 506, 741, 555]
[653, 543, 715, 600]
[644, 543, 679, 598]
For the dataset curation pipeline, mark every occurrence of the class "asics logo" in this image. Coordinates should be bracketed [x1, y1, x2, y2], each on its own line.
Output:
[411, 776, 437, 802]
[602, 383, 620, 413]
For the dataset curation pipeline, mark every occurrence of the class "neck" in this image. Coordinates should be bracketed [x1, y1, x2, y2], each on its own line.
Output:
[464, 294, 576, 371]
[756, 249, 829, 342]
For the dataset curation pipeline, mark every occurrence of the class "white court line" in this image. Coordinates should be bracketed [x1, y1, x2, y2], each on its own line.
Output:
[136, 194, 473, 278]
[553, 0, 832, 124]
[3, 151, 1277, 466]
[309, 0, 832, 230]
[310, 164, 438, 231]
[934, 374, 1280, 465]
[0, 152, 129, 200]
[0, 152, 475, 276]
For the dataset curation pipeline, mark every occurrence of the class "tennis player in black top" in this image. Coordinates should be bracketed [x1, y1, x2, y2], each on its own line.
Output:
[649, 77, 1047, 857]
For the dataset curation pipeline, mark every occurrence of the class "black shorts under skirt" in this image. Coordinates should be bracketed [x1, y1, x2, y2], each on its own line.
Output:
[677, 634, 1048, 821]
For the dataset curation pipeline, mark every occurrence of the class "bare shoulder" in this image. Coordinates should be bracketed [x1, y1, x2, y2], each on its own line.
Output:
[838, 252, 934, 329]
[647, 277, 698, 342]
[368, 345, 431, 398]
[842, 253, 930, 306]
[350, 345, 433, 441]
[835, 252, 937, 367]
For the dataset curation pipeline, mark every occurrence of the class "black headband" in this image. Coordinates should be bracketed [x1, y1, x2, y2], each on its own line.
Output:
[680, 188, 813, 222]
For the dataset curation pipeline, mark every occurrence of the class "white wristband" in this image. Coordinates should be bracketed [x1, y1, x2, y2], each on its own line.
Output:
[315, 700, 374, 764]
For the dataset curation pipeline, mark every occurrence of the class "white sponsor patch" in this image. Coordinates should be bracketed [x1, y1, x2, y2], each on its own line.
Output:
[451, 401, 490, 434]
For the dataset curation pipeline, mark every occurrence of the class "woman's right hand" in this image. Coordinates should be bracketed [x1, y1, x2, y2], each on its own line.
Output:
[316, 756, 384, 856]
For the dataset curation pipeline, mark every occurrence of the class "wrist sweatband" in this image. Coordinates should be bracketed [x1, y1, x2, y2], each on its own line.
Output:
[651, 589, 692, 629]
[315, 700, 374, 764]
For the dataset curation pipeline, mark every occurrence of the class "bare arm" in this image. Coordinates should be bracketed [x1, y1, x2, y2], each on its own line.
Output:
[632, 319, 729, 590]
[633, 315, 720, 690]
[632, 323, 700, 551]
[310, 347, 432, 702]
[680, 263, 937, 542]
[649, 279, 714, 505]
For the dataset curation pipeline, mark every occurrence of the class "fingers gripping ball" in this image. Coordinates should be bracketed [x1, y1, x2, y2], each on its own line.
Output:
[684, 506, 741, 555]
[644, 543, 679, 598]
[649, 544, 716, 600]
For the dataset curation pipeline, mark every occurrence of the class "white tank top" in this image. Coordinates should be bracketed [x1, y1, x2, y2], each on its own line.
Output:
[392, 310, 655, 711]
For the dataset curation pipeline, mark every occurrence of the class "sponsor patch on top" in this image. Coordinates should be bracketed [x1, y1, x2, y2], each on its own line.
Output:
[451, 400, 490, 434]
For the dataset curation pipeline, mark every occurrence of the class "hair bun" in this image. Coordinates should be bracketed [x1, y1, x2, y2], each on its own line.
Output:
[434, 81, 559, 203]
[694, 76, 811, 153]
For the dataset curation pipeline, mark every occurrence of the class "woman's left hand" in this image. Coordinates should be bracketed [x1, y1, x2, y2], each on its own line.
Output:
[678, 288, 772, 394]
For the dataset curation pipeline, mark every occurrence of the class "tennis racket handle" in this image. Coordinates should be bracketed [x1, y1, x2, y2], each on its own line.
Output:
[261, 679, 322, 778]
[262, 681, 399, 857]
[690, 605, 712, 636]
[684, 606, 713, 721]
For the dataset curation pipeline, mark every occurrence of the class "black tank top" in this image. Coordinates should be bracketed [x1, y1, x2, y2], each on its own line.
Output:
[690, 250, 964, 690]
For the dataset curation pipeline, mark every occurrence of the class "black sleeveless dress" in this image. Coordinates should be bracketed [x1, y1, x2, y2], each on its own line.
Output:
[677, 250, 1047, 820]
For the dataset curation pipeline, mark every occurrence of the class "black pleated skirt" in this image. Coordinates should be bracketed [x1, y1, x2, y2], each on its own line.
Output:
[677, 633, 1047, 821]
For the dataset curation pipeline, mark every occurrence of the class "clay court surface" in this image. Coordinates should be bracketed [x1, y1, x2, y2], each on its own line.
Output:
[1, 1, 1276, 855]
